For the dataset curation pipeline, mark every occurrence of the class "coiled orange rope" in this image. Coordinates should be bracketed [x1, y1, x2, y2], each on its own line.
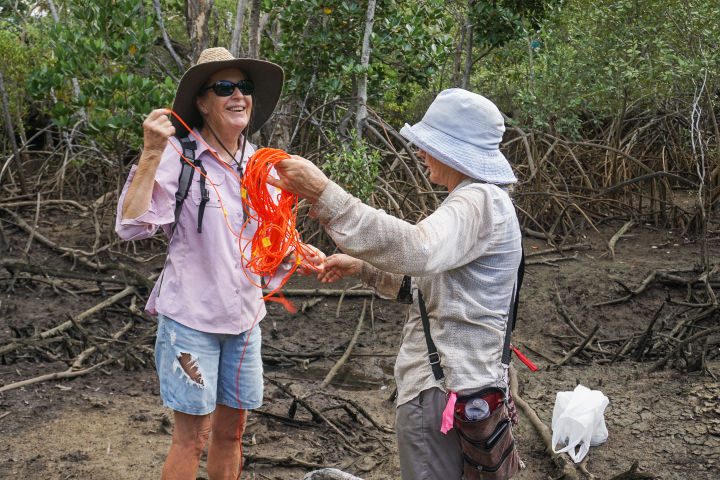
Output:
[240, 148, 322, 301]
[164, 110, 321, 309]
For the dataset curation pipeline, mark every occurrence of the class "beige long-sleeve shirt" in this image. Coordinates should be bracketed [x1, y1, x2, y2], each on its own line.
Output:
[310, 178, 522, 406]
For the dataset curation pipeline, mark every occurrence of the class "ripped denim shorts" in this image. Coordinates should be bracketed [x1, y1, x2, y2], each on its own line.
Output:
[155, 314, 264, 415]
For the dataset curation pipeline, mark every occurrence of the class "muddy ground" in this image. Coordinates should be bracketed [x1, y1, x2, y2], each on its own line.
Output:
[1, 218, 719, 480]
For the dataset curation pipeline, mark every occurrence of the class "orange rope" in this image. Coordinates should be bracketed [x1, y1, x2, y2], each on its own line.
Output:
[164, 110, 321, 307]
[240, 148, 322, 309]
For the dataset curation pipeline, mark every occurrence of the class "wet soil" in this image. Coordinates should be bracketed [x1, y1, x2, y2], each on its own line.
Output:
[1, 221, 719, 480]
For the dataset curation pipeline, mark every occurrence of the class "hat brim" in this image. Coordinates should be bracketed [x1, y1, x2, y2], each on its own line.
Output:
[400, 122, 517, 185]
[171, 58, 284, 137]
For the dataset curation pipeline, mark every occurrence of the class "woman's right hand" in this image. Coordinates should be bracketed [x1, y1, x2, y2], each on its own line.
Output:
[121, 109, 175, 220]
[142, 108, 175, 155]
[317, 253, 363, 283]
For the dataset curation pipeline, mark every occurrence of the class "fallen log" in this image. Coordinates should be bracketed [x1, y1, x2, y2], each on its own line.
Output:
[2, 261, 153, 290]
[265, 288, 375, 297]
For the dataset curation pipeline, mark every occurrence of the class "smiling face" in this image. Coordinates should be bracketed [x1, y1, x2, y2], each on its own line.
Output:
[195, 68, 252, 136]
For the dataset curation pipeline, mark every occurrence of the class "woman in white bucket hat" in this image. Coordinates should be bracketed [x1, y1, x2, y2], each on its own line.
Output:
[269, 88, 523, 479]
[116, 48, 323, 479]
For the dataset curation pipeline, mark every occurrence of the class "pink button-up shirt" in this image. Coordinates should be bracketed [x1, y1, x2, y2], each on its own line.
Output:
[115, 129, 290, 334]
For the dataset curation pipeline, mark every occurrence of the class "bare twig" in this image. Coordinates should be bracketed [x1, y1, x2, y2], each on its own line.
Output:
[71, 320, 135, 369]
[152, 0, 184, 74]
[607, 220, 634, 260]
[632, 302, 666, 361]
[607, 460, 656, 479]
[321, 300, 366, 388]
[556, 324, 600, 366]
[267, 288, 374, 297]
[593, 271, 659, 307]
[1, 261, 153, 290]
[552, 293, 583, 339]
[328, 393, 394, 434]
[525, 243, 591, 257]
[263, 376, 363, 455]
[649, 322, 720, 372]
[22, 193, 41, 257]
[0, 358, 114, 393]
[243, 453, 325, 470]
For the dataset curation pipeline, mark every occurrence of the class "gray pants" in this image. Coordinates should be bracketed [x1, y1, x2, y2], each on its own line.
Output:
[396, 388, 464, 480]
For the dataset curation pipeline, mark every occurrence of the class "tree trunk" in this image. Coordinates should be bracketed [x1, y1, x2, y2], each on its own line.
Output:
[462, 27, 473, 88]
[355, 0, 377, 138]
[453, 24, 465, 87]
[185, 0, 214, 63]
[153, 0, 185, 72]
[0, 69, 28, 194]
[230, 0, 250, 57]
[461, 0, 475, 89]
[47, 0, 82, 106]
[258, 12, 270, 48]
[248, 0, 261, 58]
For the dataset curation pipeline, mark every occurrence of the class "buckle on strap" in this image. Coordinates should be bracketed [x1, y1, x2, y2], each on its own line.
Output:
[428, 352, 441, 365]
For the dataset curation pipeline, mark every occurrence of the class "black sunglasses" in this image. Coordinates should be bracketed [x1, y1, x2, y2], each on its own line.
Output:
[202, 79, 254, 97]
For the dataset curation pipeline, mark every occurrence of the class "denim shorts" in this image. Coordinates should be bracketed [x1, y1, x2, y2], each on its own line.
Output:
[154, 314, 264, 415]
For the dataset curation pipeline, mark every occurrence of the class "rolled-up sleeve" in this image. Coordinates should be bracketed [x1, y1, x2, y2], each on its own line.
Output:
[115, 142, 180, 241]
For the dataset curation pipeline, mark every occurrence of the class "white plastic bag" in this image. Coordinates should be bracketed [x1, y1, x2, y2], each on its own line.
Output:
[551, 384, 609, 463]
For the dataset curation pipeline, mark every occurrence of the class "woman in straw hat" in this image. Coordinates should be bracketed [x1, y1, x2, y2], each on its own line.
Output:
[116, 48, 324, 479]
[268, 89, 524, 479]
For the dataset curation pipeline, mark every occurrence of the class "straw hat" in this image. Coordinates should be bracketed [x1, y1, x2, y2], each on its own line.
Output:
[400, 88, 517, 185]
[171, 47, 284, 137]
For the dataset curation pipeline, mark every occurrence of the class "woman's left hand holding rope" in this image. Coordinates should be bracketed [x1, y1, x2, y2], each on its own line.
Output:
[266, 155, 329, 204]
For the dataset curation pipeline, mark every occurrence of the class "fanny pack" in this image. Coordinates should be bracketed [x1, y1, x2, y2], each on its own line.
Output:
[454, 387, 521, 480]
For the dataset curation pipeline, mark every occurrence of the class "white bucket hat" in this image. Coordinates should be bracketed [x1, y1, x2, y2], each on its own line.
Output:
[400, 88, 517, 185]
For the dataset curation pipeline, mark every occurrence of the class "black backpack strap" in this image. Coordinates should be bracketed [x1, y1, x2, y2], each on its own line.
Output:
[196, 161, 209, 233]
[173, 138, 197, 233]
[172, 137, 211, 234]
[512, 247, 525, 331]
[417, 289, 445, 381]
[501, 247, 525, 365]
[417, 245, 525, 375]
